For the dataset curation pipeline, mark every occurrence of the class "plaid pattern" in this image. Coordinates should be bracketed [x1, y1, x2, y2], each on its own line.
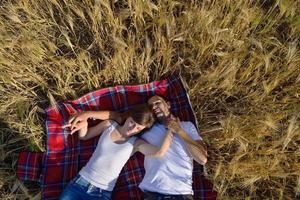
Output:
[16, 152, 45, 182]
[16, 73, 217, 199]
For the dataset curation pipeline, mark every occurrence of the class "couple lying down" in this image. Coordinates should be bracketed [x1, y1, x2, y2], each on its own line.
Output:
[59, 95, 208, 200]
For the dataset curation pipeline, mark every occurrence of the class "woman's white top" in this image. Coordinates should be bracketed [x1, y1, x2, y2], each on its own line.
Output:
[79, 121, 136, 191]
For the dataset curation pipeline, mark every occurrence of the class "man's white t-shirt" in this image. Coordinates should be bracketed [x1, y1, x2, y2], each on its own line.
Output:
[139, 121, 201, 195]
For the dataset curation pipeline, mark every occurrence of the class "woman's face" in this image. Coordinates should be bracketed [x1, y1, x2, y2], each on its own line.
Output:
[123, 117, 146, 137]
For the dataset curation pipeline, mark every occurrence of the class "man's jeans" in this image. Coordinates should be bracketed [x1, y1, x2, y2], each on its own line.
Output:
[59, 174, 112, 200]
[143, 191, 193, 200]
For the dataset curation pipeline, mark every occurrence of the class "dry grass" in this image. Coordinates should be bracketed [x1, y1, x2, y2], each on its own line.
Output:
[0, 0, 299, 199]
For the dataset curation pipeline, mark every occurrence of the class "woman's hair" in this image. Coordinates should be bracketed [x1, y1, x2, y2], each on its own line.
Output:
[126, 104, 154, 128]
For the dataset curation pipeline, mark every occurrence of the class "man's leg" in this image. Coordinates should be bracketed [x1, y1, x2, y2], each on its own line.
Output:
[143, 191, 158, 200]
[143, 191, 193, 200]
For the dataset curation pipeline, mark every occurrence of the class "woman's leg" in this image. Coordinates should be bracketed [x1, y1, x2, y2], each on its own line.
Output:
[61, 174, 112, 200]
[59, 175, 86, 200]
[59, 183, 83, 200]
[101, 189, 113, 200]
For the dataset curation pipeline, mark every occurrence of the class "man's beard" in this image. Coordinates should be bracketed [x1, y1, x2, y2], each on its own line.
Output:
[155, 112, 170, 124]
[156, 115, 165, 123]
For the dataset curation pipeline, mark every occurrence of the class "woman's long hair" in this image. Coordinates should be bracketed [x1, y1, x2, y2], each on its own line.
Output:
[126, 104, 155, 128]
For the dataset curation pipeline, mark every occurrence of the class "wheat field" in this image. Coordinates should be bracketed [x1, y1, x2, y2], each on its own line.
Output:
[0, 0, 299, 199]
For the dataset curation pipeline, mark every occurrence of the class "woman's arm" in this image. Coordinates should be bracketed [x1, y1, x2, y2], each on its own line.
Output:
[78, 120, 112, 140]
[63, 111, 123, 134]
[133, 130, 173, 157]
[73, 111, 120, 122]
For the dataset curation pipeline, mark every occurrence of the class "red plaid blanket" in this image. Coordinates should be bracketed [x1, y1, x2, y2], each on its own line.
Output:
[16, 73, 217, 199]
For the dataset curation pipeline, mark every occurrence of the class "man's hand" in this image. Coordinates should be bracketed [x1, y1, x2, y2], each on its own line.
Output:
[166, 116, 182, 133]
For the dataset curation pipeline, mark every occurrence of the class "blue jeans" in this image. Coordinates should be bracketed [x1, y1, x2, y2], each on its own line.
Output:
[59, 174, 112, 200]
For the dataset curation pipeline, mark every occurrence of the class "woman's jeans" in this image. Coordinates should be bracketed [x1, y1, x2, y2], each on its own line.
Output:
[59, 174, 112, 200]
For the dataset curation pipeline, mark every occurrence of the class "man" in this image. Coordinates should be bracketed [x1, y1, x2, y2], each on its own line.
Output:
[137, 95, 207, 199]
[65, 95, 207, 199]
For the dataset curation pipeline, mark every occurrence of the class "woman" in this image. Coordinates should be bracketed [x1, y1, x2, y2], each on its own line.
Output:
[60, 104, 173, 200]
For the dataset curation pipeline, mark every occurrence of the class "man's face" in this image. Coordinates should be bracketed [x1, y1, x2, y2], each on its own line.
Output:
[147, 96, 170, 120]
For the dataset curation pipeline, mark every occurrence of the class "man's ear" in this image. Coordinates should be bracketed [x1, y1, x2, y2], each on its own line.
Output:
[167, 101, 171, 109]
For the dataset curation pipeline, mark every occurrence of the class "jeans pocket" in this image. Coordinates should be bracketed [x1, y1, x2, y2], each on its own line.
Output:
[86, 186, 112, 199]
[72, 175, 90, 192]
[86, 185, 102, 197]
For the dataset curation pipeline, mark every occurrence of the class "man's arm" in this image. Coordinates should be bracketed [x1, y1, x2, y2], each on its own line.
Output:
[133, 130, 173, 157]
[177, 129, 207, 165]
[167, 119, 208, 165]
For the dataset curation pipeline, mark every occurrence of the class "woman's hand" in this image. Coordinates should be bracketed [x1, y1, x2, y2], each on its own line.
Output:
[62, 111, 90, 134]
[78, 121, 88, 138]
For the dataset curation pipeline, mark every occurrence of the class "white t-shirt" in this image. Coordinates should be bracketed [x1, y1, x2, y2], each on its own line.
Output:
[79, 122, 136, 191]
[139, 121, 201, 195]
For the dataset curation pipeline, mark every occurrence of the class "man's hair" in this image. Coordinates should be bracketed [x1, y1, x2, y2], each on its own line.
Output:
[147, 95, 168, 103]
